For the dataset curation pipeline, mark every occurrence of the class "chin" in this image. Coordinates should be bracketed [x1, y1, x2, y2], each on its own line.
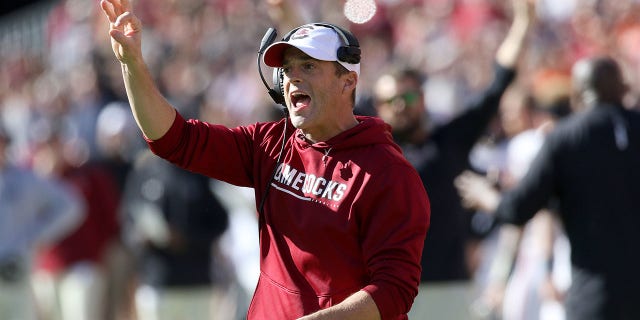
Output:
[289, 114, 308, 129]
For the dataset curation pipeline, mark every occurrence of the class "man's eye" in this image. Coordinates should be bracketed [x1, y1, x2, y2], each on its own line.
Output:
[303, 63, 315, 70]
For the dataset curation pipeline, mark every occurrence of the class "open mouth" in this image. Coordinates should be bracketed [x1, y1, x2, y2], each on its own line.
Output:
[290, 92, 311, 110]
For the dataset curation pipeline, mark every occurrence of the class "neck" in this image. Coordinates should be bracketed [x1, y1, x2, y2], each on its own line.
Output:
[302, 115, 359, 143]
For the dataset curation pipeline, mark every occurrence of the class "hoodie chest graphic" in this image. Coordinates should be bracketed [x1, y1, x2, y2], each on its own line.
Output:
[271, 162, 355, 208]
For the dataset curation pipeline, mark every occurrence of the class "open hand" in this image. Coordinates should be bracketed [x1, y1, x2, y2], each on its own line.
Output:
[454, 170, 501, 213]
[100, 0, 142, 64]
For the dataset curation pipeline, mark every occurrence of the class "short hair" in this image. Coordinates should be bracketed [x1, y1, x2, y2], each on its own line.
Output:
[573, 56, 627, 105]
[396, 68, 427, 86]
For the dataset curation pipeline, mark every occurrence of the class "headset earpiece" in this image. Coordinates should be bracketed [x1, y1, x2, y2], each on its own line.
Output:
[272, 68, 285, 106]
[313, 22, 361, 64]
[337, 46, 361, 64]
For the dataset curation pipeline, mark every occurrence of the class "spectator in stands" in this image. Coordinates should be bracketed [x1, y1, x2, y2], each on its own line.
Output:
[0, 119, 84, 320]
[120, 150, 234, 320]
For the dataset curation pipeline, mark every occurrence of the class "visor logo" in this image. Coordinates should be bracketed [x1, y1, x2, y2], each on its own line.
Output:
[290, 27, 314, 40]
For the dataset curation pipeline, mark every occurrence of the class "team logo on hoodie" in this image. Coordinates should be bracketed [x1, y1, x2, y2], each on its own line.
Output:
[271, 162, 349, 205]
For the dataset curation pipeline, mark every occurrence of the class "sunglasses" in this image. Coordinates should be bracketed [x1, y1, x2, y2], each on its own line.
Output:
[384, 91, 422, 106]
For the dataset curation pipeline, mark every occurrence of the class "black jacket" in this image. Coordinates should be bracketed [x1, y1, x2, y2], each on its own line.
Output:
[121, 151, 229, 287]
[410, 64, 516, 282]
[496, 105, 640, 320]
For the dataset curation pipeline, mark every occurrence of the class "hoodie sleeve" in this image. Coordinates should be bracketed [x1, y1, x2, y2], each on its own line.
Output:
[145, 111, 257, 187]
[146, 111, 290, 191]
[358, 162, 430, 319]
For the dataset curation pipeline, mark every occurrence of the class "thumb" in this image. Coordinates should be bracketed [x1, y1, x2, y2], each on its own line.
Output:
[109, 28, 128, 44]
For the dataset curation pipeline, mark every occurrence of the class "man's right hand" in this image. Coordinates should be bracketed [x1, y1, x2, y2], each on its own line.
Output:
[98, 0, 176, 140]
[100, 0, 143, 64]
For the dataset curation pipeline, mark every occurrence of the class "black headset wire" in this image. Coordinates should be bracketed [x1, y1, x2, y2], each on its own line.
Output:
[257, 27, 289, 215]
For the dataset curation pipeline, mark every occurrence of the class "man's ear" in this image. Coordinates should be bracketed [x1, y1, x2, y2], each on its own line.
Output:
[342, 72, 358, 92]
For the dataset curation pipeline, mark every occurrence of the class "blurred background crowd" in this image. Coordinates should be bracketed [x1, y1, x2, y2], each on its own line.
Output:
[1, 0, 639, 319]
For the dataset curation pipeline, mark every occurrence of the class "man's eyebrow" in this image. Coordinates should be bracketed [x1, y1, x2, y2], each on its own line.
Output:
[283, 54, 315, 66]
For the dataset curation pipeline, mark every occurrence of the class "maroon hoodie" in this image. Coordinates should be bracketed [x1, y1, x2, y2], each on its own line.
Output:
[147, 112, 430, 319]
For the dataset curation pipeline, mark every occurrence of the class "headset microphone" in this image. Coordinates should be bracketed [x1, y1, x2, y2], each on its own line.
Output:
[257, 28, 286, 107]
[259, 27, 278, 53]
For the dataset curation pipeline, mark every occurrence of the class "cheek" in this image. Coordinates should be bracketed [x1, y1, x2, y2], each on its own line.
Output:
[408, 105, 424, 117]
[283, 78, 291, 95]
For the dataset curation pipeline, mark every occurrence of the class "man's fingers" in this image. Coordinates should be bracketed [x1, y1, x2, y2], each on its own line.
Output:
[109, 28, 125, 43]
[110, 0, 132, 16]
[114, 11, 141, 35]
[100, 0, 117, 23]
[101, 0, 140, 63]
[119, 0, 132, 13]
[101, 0, 131, 19]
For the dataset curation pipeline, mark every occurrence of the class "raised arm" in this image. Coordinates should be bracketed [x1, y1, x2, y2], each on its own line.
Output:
[495, 0, 536, 69]
[265, 0, 306, 33]
[100, 0, 176, 140]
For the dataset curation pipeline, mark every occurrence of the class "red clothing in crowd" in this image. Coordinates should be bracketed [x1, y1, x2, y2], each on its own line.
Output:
[36, 164, 120, 273]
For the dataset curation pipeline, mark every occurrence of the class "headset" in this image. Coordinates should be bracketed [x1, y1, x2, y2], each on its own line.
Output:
[257, 23, 361, 108]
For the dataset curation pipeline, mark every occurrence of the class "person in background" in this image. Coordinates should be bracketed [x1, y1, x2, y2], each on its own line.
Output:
[95, 101, 143, 320]
[456, 76, 573, 320]
[119, 149, 233, 320]
[371, 0, 535, 318]
[457, 56, 640, 320]
[0, 120, 84, 320]
[29, 119, 121, 320]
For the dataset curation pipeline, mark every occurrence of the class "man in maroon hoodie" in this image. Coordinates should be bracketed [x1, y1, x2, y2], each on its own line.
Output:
[100, 1, 430, 319]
